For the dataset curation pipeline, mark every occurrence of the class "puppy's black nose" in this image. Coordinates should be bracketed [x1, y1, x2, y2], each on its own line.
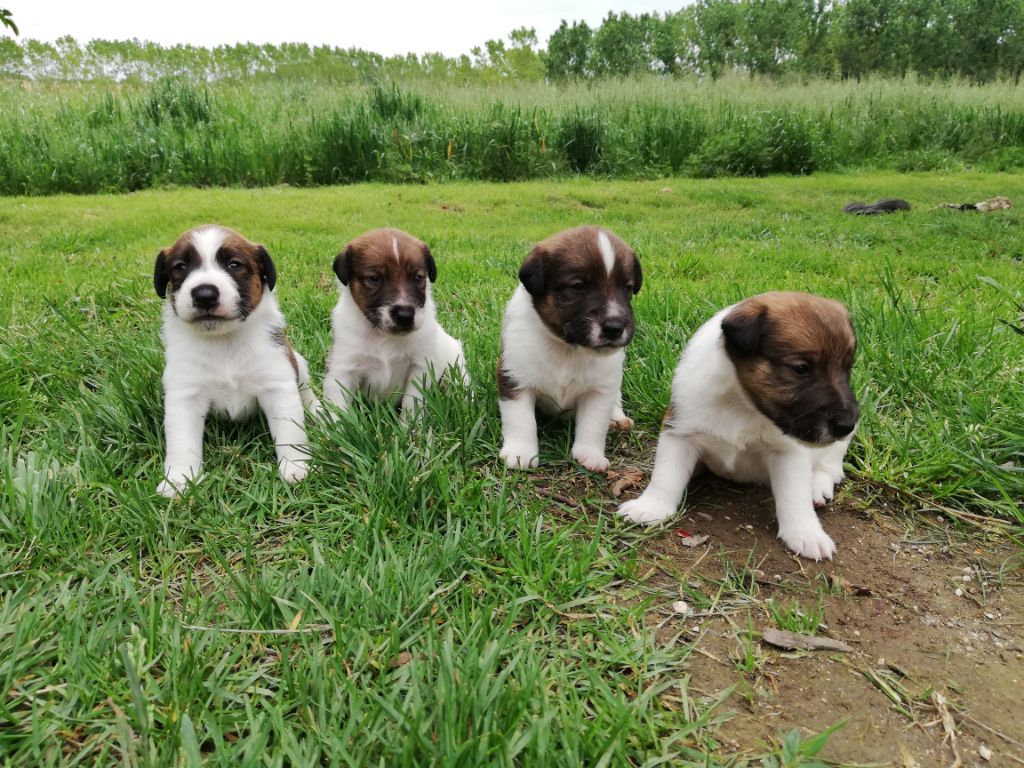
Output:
[191, 284, 220, 309]
[828, 417, 856, 439]
[390, 304, 415, 327]
[601, 318, 625, 340]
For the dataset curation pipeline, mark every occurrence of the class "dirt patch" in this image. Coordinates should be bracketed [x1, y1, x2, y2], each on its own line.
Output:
[621, 476, 1024, 765]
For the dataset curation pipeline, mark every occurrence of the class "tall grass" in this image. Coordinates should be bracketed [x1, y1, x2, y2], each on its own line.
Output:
[1, 74, 1023, 195]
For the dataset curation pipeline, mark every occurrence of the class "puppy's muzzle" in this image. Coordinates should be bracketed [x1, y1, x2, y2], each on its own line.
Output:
[191, 284, 220, 311]
[389, 304, 416, 331]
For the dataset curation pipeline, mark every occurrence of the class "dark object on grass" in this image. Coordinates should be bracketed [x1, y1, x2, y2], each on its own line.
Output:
[939, 196, 1011, 212]
[843, 198, 912, 215]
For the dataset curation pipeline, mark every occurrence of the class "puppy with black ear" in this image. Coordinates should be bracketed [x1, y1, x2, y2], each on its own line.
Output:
[153, 225, 318, 498]
[498, 226, 642, 471]
[618, 292, 859, 561]
[324, 228, 468, 414]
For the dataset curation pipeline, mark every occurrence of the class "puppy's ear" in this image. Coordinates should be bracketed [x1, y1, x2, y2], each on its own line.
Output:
[518, 246, 546, 296]
[722, 301, 765, 357]
[631, 254, 643, 295]
[333, 245, 355, 285]
[153, 249, 170, 298]
[257, 245, 277, 291]
[423, 245, 437, 283]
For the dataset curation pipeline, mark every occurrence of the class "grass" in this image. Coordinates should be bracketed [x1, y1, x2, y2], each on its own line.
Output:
[3, 75, 1024, 195]
[1, 173, 1022, 765]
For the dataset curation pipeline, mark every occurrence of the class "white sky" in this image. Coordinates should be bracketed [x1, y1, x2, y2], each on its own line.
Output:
[9, 1, 688, 56]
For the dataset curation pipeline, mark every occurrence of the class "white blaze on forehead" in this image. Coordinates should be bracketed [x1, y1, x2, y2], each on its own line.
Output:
[392, 236, 400, 262]
[597, 230, 615, 275]
[190, 226, 229, 267]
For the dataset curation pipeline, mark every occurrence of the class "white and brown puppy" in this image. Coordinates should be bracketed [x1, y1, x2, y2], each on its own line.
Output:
[498, 226, 642, 471]
[324, 228, 468, 414]
[154, 225, 318, 497]
[618, 292, 859, 561]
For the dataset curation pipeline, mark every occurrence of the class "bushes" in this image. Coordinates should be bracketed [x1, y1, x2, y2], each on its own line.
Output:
[0, 76, 1022, 195]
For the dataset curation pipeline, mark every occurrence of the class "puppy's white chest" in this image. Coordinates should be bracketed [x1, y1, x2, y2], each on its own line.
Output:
[357, 354, 412, 399]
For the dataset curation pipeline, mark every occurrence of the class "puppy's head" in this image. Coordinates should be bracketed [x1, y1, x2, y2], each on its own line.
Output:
[518, 226, 642, 351]
[154, 225, 276, 334]
[333, 228, 436, 334]
[722, 292, 859, 444]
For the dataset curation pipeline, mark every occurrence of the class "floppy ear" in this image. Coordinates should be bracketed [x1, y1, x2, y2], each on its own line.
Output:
[518, 246, 546, 296]
[153, 249, 170, 298]
[423, 245, 437, 283]
[721, 302, 765, 357]
[333, 245, 355, 285]
[256, 245, 276, 291]
[631, 254, 643, 295]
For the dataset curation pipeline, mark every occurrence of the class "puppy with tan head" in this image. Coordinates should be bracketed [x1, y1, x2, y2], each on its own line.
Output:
[499, 226, 642, 471]
[154, 225, 318, 497]
[618, 292, 859, 561]
[324, 228, 468, 414]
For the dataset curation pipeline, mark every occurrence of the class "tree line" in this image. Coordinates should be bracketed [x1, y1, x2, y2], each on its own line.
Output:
[1, 1, 1022, 83]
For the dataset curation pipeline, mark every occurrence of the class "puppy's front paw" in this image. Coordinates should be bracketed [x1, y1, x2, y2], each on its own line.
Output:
[572, 447, 609, 473]
[811, 470, 837, 508]
[778, 522, 836, 561]
[609, 415, 634, 431]
[279, 459, 309, 484]
[156, 479, 179, 498]
[617, 494, 676, 525]
[500, 443, 539, 469]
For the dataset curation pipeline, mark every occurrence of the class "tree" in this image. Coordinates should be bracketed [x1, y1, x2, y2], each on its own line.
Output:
[1, 8, 16, 35]
[545, 20, 593, 80]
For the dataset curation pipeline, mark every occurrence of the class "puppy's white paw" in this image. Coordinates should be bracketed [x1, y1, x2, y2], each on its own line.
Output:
[572, 447, 609, 473]
[500, 443, 539, 469]
[618, 494, 677, 525]
[778, 522, 836, 561]
[811, 470, 836, 508]
[279, 459, 309, 484]
[156, 479, 179, 498]
[609, 415, 634, 431]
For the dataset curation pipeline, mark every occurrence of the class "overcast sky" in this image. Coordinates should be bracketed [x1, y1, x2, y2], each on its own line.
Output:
[8, 1, 688, 56]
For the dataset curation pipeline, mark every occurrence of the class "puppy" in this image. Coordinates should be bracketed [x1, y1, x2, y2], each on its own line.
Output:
[153, 225, 318, 497]
[498, 226, 642, 471]
[324, 228, 468, 414]
[617, 292, 859, 560]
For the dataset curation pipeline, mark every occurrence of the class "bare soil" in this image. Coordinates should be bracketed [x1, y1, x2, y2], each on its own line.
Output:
[616, 475, 1024, 766]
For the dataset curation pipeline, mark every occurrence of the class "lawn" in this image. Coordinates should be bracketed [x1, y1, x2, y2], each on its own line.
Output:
[1, 173, 1022, 765]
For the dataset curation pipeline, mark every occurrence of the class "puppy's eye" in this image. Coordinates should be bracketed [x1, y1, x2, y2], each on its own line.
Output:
[172, 263, 188, 274]
[564, 280, 586, 293]
[789, 362, 812, 377]
[623, 282, 635, 293]
[413, 273, 426, 284]
[364, 275, 382, 286]
[227, 260, 244, 270]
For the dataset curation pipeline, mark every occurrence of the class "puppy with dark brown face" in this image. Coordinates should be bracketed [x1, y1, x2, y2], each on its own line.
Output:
[154, 225, 318, 497]
[499, 226, 642, 471]
[324, 228, 468, 414]
[618, 292, 859, 561]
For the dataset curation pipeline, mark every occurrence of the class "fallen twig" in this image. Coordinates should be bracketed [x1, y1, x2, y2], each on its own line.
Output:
[933, 691, 962, 768]
[760, 628, 853, 653]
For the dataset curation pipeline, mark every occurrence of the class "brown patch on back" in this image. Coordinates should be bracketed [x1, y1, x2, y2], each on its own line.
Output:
[722, 291, 858, 443]
[496, 354, 520, 400]
[271, 328, 300, 381]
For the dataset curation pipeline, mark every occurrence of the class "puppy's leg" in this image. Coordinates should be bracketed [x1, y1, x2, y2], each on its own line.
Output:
[258, 387, 310, 483]
[499, 389, 539, 469]
[400, 364, 429, 419]
[618, 430, 698, 524]
[323, 367, 357, 413]
[294, 352, 321, 415]
[159, 393, 207, 497]
[768, 450, 836, 560]
[811, 434, 852, 507]
[609, 391, 633, 431]
[571, 390, 616, 472]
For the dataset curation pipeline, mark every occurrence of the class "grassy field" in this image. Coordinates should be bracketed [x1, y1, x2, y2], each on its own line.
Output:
[3, 76, 1024, 195]
[1, 173, 1022, 765]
